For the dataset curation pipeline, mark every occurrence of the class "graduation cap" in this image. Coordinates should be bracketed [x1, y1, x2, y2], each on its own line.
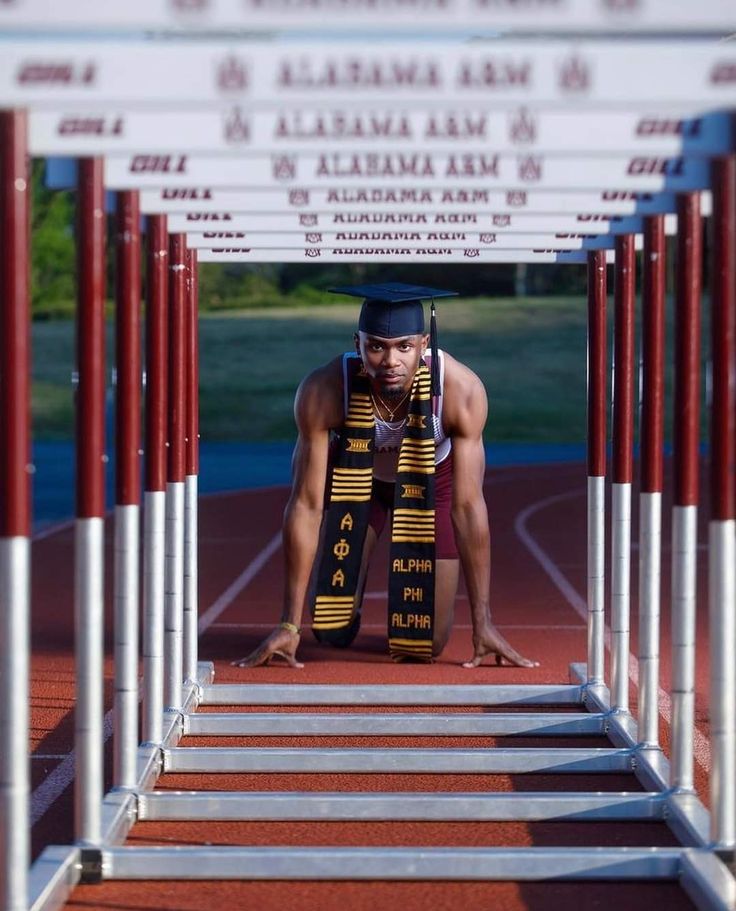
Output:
[329, 282, 457, 396]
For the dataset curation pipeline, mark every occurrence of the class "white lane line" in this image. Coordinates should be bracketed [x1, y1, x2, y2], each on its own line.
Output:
[30, 530, 283, 827]
[514, 486, 711, 773]
[198, 532, 282, 633]
[32, 517, 74, 542]
[31, 711, 113, 826]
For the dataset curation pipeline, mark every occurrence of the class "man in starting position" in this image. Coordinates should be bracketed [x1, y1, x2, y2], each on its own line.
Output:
[233, 282, 537, 670]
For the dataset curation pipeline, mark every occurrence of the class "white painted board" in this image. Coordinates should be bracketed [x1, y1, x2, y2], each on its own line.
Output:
[169, 212, 614, 233]
[172, 211, 698, 235]
[195, 246, 622, 263]
[105, 151, 711, 192]
[185, 230, 608, 250]
[27, 107, 731, 156]
[4, 41, 736, 107]
[2, 0, 734, 33]
[140, 187, 713, 216]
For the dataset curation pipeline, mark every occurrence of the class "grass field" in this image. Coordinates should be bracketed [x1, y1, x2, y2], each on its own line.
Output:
[31, 294, 705, 444]
[32, 296, 590, 443]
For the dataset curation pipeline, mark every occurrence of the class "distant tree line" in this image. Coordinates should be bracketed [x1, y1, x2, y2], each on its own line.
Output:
[34, 161, 697, 318]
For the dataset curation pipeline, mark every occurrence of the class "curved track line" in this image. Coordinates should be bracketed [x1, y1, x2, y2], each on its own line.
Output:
[198, 531, 282, 633]
[514, 486, 711, 773]
[31, 530, 283, 826]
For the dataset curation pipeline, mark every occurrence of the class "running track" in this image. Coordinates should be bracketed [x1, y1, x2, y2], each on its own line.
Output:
[27, 461, 711, 910]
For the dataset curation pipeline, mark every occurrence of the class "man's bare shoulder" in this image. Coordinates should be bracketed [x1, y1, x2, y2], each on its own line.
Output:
[295, 355, 344, 431]
[442, 351, 486, 401]
[441, 351, 488, 434]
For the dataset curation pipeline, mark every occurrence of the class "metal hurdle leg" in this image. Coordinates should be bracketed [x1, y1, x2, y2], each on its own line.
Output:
[611, 234, 635, 713]
[0, 108, 31, 911]
[639, 215, 666, 749]
[74, 157, 107, 844]
[671, 192, 703, 794]
[165, 234, 188, 712]
[142, 215, 169, 745]
[183, 249, 199, 684]
[708, 156, 736, 850]
[586, 250, 607, 688]
[113, 190, 142, 790]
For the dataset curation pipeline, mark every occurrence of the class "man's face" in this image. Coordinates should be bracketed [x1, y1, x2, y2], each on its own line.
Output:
[356, 331, 429, 399]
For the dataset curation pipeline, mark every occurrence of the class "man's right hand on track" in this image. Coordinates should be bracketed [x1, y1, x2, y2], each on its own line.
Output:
[230, 626, 304, 669]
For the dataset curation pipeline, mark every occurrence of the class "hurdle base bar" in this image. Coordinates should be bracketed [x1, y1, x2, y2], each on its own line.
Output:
[100, 660, 213, 847]
[28, 661, 214, 911]
[28, 847, 82, 911]
[571, 663, 710, 848]
[199, 683, 585, 706]
[184, 710, 605, 737]
[681, 850, 736, 911]
[138, 790, 667, 822]
[99, 845, 684, 881]
[30, 846, 735, 910]
[163, 745, 635, 775]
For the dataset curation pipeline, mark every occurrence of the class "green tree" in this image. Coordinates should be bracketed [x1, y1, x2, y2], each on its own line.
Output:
[31, 160, 75, 317]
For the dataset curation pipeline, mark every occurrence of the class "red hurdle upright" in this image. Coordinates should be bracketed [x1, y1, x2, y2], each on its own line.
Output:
[708, 156, 736, 849]
[0, 109, 31, 911]
[165, 233, 188, 712]
[74, 157, 107, 844]
[670, 192, 703, 794]
[586, 249, 607, 687]
[113, 190, 142, 789]
[638, 214, 666, 749]
[142, 215, 169, 745]
[611, 234, 636, 713]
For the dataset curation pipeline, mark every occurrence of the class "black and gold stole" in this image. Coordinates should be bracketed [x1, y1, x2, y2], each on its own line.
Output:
[313, 357, 436, 662]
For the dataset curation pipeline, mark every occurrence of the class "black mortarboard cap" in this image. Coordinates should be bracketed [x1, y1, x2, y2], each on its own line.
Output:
[329, 282, 457, 396]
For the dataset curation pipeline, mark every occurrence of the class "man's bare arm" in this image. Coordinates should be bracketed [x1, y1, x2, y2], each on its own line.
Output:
[444, 358, 538, 669]
[232, 360, 342, 668]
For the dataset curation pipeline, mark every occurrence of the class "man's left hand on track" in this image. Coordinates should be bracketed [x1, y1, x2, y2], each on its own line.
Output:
[230, 626, 304, 669]
[462, 625, 540, 669]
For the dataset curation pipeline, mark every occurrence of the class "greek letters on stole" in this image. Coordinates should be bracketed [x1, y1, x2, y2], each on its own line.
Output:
[313, 358, 435, 661]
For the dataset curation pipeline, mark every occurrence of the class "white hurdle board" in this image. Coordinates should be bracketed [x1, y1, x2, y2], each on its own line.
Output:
[1, 0, 735, 33]
[3, 41, 736, 107]
[173, 210, 710, 235]
[27, 108, 732, 157]
[104, 152, 711, 192]
[140, 188, 706, 217]
[170, 213, 620, 233]
[194, 247, 620, 263]
[186, 231, 608, 251]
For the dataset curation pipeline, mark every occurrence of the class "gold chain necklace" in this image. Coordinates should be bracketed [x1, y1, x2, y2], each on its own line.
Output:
[371, 388, 410, 422]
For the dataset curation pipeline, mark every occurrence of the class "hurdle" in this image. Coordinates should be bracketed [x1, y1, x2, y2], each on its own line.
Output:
[0, 109, 31, 911]
[0, 11, 735, 911]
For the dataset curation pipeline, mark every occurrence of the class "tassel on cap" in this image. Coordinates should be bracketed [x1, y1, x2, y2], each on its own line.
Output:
[430, 298, 440, 397]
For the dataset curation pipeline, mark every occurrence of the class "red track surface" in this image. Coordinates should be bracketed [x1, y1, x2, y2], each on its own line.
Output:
[29, 461, 712, 910]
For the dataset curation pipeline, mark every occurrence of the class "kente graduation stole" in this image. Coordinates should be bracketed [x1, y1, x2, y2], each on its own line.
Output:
[313, 358, 436, 662]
